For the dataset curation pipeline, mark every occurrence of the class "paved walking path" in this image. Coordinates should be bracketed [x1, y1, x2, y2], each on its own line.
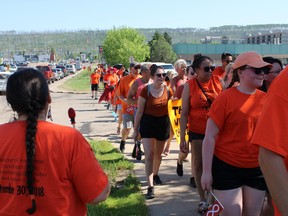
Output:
[0, 72, 201, 215]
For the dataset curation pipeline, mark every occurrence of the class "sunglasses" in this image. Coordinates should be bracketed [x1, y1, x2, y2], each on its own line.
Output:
[134, 65, 141, 70]
[226, 60, 233, 64]
[155, 73, 167, 78]
[202, 66, 215, 72]
[245, 66, 270, 75]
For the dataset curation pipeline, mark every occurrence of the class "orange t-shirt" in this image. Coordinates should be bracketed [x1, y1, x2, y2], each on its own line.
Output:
[106, 73, 119, 87]
[90, 72, 100, 84]
[0, 121, 108, 216]
[117, 74, 141, 114]
[251, 67, 288, 216]
[188, 75, 222, 134]
[140, 84, 173, 117]
[208, 87, 266, 168]
[103, 73, 110, 83]
[213, 66, 225, 78]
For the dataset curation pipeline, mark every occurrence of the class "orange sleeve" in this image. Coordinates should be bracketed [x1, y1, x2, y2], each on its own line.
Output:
[70, 132, 108, 203]
[251, 66, 288, 159]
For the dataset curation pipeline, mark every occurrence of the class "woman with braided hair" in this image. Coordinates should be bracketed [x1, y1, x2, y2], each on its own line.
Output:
[0, 68, 110, 215]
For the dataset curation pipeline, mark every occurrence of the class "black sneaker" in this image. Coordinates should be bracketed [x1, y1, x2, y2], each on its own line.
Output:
[95, 97, 98, 100]
[146, 187, 154, 199]
[120, 140, 125, 153]
[153, 175, 162, 185]
[190, 177, 197, 188]
[176, 161, 183, 176]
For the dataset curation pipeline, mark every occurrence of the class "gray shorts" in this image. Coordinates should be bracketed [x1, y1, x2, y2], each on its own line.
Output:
[122, 113, 134, 129]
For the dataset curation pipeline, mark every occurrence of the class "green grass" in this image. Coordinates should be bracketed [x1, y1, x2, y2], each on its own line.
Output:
[60, 67, 104, 92]
[87, 140, 149, 216]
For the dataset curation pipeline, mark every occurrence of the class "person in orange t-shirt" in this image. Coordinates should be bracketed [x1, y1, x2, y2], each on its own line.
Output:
[90, 68, 101, 99]
[117, 63, 141, 152]
[252, 65, 287, 216]
[98, 67, 119, 109]
[213, 52, 233, 79]
[180, 56, 224, 213]
[201, 51, 272, 215]
[0, 68, 110, 216]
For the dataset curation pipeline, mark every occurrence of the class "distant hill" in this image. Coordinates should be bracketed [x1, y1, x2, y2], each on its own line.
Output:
[1, 24, 288, 58]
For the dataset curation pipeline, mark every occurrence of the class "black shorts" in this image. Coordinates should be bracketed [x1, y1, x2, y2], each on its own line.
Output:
[189, 131, 205, 142]
[139, 114, 170, 141]
[212, 156, 267, 191]
[91, 84, 99, 91]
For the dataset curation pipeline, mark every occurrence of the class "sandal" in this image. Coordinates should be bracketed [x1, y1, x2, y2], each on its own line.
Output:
[117, 126, 121, 134]
[198, 201, 210, 214]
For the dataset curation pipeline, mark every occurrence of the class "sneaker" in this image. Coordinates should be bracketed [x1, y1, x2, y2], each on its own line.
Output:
[190, 177, 197, 188]
[120, 140, 125, 153]
[91, 95, 94, 98]
[176, 161, 183, 176]
[153, 175, 162, 185]
[146, 187, 154, 199]
[95, 97, 98, 100]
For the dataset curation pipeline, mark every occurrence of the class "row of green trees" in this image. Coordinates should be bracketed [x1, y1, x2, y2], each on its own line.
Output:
[102, 27, 177, 68]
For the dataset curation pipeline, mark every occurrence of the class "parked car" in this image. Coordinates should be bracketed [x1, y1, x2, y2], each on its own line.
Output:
[66, 64, 76, 74]
[0, 72, 13, 94]
[52, 69, 61, 81]
[35, 65, 55, 84]
[9, 64, 18, 72]
[56, 68, 64, 79]
[56, 65, 68, 76]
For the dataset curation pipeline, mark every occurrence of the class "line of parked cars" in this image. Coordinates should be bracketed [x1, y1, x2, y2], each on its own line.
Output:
[0, 62, 80, 94]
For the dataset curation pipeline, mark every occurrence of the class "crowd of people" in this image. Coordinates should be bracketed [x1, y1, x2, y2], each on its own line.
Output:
[1, 51, 287, 215]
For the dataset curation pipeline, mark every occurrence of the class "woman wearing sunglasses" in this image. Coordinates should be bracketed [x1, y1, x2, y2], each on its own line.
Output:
[133, 64, 173, 199]
[179, 55, 224, 213]
[201, 51, 272, 215]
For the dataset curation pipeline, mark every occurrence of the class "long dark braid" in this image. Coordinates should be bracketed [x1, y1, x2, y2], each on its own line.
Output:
[6, 68, 49, 214]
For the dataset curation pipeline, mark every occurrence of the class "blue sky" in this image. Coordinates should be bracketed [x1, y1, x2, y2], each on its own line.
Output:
[2, 0, 287, 32]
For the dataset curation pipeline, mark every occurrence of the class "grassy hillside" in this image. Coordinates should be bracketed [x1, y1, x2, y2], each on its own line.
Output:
[1, 24, 288, 58]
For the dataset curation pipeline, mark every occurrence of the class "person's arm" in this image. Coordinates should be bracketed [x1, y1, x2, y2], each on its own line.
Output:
[132, 96, 145, 140]
[201, 118, 219, 191]
[219, 78, 226, 90]
[259, 147, 288, 214]
[116, 81, 127, 104]
[170, 76, 177, 93]
[127, 81, 138, 106]
[89, 182, 111, 205]
[179, 83, 190, 153]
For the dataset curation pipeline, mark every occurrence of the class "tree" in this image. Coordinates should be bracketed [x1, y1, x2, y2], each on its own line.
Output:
[163, 32, 172, 45]
[149, 34, 177, 63]
[102, 27, 150, 68]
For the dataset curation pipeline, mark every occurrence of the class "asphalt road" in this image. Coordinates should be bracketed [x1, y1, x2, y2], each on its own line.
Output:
[0, 72, 202, 216]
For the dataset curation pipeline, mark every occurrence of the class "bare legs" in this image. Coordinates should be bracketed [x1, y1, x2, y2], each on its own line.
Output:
[142, 138, 166, 187]
[213, 186, 265, 216]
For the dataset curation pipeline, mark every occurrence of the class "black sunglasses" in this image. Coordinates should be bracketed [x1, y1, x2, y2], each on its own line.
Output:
[134, 65, 141, 70]
[246, 66, 270, 75]
[155, 73, 167, 78]
[226, 60, 233, 64]
[203, 66, 215, 72]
